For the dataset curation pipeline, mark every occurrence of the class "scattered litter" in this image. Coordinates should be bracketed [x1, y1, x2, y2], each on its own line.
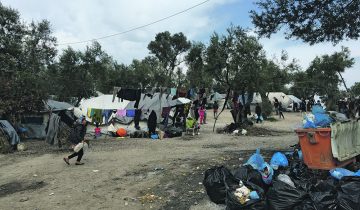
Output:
[49, 193, 54, 196]
[33, 174, 38, 177]
[19, 197, 29, 202]
[241, 129, 247, 135]
[139, 194, 159, 203]
[92, 170, 99, 173]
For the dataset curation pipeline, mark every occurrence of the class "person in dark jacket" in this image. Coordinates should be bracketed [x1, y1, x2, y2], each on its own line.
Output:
[63, 118, 88, 165]
[279, 102, 285, 119]
[213, 101, 219, 118]
[255, 103, 262, 123]
[274, 98, 279, 115]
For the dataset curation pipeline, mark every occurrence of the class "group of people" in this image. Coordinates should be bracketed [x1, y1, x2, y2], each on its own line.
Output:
[273, 98, 285, 119]
[337, 98, 360, 120]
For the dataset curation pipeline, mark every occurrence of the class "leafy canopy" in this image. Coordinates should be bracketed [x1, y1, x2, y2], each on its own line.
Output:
[251, 0, 360, 44]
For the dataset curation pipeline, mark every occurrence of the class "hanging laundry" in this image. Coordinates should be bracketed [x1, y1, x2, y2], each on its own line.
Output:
[116, 109, 126, 117]
[92, 109, 103, 124]
[116, 88, 141, 108]
[126, 109, 136, 117]
[170, 88, 177, 96]
[87, 108, 95, 118]
[102, 109, 113, 124]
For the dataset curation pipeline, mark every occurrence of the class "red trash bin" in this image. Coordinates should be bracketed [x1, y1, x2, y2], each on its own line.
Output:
[295, 128, 355, 170]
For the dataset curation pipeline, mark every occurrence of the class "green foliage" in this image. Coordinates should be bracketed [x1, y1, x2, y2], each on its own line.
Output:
[185, 42, 213, 88]
[351, 82, 360, 97]
[148, 31, 191, 86]
[251, 0, 360, 44]
[289, 48, 354, 109]
[0, 3, 56, 118]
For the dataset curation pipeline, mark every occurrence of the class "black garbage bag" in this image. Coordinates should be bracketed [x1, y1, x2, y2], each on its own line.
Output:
[337, 176, 360, 210]
[266, 180, 308, 210]
[293, 198, 316, 210]
[203, 166, 238, 204]
[234, 165, 267, 190]
[225, 180, 266, 210]
[309, 179, 338, 210]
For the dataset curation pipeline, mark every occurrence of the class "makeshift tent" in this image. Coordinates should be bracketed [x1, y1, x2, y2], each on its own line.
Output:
[20, 100, 74, 139]
[0, 120, 20, 145]
[238, 93, 262, 105]
[78, 93, 191, 125]
[288, 95, 301, 104]
[268, 92, 292, 108]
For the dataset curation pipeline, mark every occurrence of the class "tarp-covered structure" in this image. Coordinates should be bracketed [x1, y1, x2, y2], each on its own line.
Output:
[238, 92, 262, 105]
[20, 100, 74, 139]
[0, 120, 20, 146]
[268, 92, 292, 108]
[78, 93, 191, 125]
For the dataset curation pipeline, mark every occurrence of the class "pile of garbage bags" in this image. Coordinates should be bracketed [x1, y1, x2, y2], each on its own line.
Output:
[303, 105, 334, 128]
[203, 149, 360, 210]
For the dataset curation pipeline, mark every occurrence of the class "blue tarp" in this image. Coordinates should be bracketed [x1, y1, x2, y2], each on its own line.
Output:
[0, 120, 20, 145]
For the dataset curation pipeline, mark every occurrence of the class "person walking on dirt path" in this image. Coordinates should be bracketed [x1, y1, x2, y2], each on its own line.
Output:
[255, 103, 262, 123]
[63, 118, 88, 165]
[213, 101, 219, 118]
[278, 102, 285, 119]
[300, 98, 306, 115]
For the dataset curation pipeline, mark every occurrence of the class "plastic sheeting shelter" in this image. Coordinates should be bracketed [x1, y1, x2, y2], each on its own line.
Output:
[78, 94, 191, 124]
[287, 95, 301, 104]
[238, 92, 262, 105]
[20, 100, 74, 139]
[268, 92, 292, 108]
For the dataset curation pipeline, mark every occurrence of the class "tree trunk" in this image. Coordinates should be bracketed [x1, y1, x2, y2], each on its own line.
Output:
[213, 87, 231, 132]
[75, 96, 82, 107]
[338, 71, 350, 93]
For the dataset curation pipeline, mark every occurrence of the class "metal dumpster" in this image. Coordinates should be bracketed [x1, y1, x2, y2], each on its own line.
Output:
[295, 121, 360, 170]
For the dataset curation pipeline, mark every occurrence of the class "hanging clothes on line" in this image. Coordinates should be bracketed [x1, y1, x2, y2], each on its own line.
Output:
[102, 109, 112, 124]
[126, 109, 136, 117]
[116, 109, 126, 117]
[116, 88, 141, 108]
[170, 88, 177, 96]
[87, 108, 95, 118]
[92, 109, 103, 124]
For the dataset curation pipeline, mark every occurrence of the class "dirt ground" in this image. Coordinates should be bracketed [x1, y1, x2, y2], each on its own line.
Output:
[0, 111, 302, 210]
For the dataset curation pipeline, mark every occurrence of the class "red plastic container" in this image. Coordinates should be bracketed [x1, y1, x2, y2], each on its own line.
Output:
[295, 128, 355, 170]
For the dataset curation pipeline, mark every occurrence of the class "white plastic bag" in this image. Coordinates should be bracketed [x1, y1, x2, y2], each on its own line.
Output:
[74, 142, 84, 152]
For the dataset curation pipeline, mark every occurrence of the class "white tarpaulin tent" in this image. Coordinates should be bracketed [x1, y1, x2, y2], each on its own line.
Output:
[268, 92, 292, 108]
[238, 92, 262, 105]
[287, 95, 301, 104]
[78, 93, 191, 124]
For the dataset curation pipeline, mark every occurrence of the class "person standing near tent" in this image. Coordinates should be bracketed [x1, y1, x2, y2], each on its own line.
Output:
[63, 118, 88, 165]
[213, 101, 219, 118]
[274, 98, 279, 115]
[201, 96, 207, 124]
[300, 98, 306, 114]
[278, 102, 285, 119]
[255, 103, 262, 123]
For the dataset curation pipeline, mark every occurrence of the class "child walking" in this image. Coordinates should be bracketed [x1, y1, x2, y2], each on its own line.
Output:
[199, 105, 206, 124]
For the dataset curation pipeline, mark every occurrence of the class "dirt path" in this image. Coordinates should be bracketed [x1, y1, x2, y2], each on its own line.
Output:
[0, 112, 301, 210]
